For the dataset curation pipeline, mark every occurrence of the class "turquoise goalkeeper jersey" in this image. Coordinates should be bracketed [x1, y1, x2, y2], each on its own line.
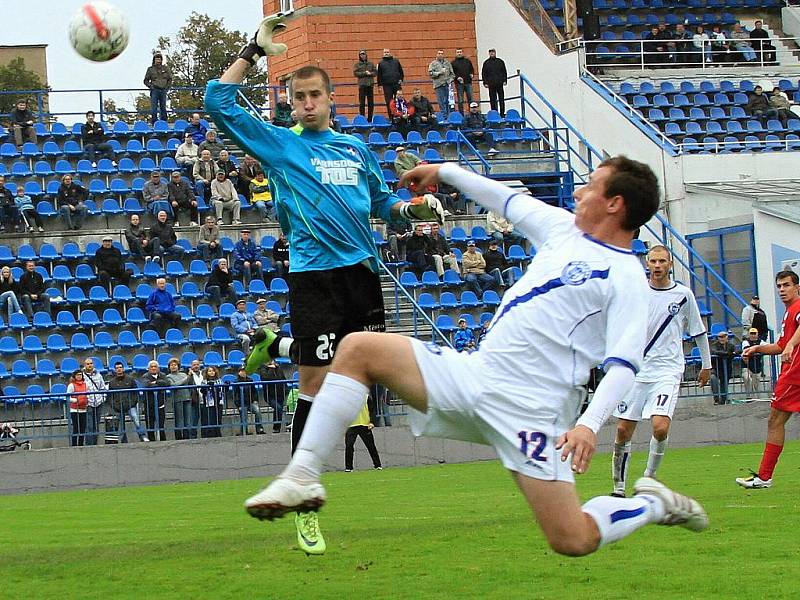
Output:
[205, 80, 400, 273]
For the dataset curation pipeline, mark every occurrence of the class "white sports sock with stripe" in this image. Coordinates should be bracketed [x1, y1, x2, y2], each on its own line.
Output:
[644, 436, 668, 478]
[583, 494, 665, 547]
[612, 441, 632, 494]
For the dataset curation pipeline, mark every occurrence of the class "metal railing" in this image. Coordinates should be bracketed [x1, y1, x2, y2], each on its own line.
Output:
[508, 0, 566, 53]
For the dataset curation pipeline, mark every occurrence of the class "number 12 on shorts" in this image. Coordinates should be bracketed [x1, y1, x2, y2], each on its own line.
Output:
[517, 431, 547, 462]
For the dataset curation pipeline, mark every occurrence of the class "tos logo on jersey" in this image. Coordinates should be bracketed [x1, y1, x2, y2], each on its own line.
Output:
[311, 157, 359, 186]
[560, 261, 592, 286]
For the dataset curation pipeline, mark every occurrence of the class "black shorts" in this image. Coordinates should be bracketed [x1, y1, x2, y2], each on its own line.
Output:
[288, 263, 386, 366]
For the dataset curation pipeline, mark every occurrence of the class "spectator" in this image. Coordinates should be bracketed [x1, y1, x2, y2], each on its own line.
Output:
[0, 176, 19, 232]
[657, 22, 675, 62]
[385, 221, 411, 263]
[0, 265, 23, 319]
[217, 149, 239, 188]
[82, 357, 108, 446]
[198, 129, 225, 159]
[237, 154, 261, 199]
[57, 174, 88, 231]
[481, 49, 508, 116]
[10, 99, 36, 148]
[67, 369, 88, 447]
[410, 88, 437, 130]
[741, 327, 764, 397]
[261, 360, 285, 433]
[428, 50, 455, 119]
[145, 277, 181, 337]
[710, 25, 731, 64]
[370, 384, 393, 428]
[107, 361, 148, 443]
[769, 87, 793, 128]
[353, 50, 377, 121]
[175, 132, 199, 177]
[140, 360, 169, 441]
[429, 223, 459, 277]
[483, 239, 516, 288]
[143, 52, 171, 123]
[454, 317, 476, 352]
[487, 210, 525, 248]
[250, 171, 275, 221]
[81, 110, 115, 167]
[233, 229, 263, 283]
[185, 359, 205, 439]
[405, 223, 436, 275]
[15, 186, 44, 232]
[167, 171, 198, 226]
[165, 357, 191, 440]
[451, 48, 475, 114]
[210, 171, 241, 225]
[272, 231, 290, 278]
[750, 20, 776, 64]
[671, 23, 692, 64]
[148, 210, 185, 261]
[462, 240, 496, 296]
[692, 25, 711, 64]
[197, 215, 223, 262]
[643, 26, 667, 65]
[344, 401, 382, 472]
[710, 331, 737, 405]
[125, 214, 154, 259]
[437, 181, 466, 215]
[272, 92, 293, 127]
[730, 23, 757, 62]
[206, 257, 236, 305]
[376, 48, 404, 116]
[746, 85, 779, 124]
[464, 102, 497, 153]
[200, 366, 224, 438]
[254, 297, 280, 331]
[741, 295, 768, 340]
[389, 88, 415, 137]
[143, 170, 170, 216]
[393, 146, 421, 178]
[236, 367, 266, 435]
[231, 298, 259, 353]
[185, 112, 208, 145]
[95, 235, 132, 291]
[19, 260, 50, 318]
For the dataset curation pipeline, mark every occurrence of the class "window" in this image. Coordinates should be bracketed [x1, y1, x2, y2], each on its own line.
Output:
[279, 0, 294, 13]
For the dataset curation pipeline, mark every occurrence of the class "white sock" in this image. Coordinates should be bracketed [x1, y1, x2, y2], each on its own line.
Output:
[278, 337, 293, 358]
[612, 441, 631, 493]
[282, 373, 369, 483]
[644, 436, 668, 478]
[583, 494, 665, 548]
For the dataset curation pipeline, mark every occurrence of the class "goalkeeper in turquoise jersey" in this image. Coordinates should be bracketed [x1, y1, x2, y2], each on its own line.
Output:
[204, 14, 444, 555]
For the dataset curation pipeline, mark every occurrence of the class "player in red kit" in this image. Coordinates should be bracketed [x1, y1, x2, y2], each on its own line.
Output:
[736, 270, 800, 489]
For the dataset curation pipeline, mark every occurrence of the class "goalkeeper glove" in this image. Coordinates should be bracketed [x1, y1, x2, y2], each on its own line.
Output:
[239, 13, 288, 65]
[399, 194, 445, 225]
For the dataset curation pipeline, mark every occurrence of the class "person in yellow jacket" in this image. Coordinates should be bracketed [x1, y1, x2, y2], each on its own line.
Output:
[344, 401, 383, 472]
[249, 171, 275, 221]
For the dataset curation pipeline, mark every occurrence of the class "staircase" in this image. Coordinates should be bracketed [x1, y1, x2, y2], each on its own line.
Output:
[380, 269, 437, 339]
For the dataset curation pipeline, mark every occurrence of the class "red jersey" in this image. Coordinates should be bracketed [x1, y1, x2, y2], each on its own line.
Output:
[777, 298, 800, 385]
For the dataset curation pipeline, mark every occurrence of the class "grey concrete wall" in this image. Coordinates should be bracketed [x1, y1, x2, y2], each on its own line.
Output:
[2, 401, 797, 495]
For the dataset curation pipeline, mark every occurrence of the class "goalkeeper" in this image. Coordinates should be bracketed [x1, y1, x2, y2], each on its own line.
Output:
[204, 14, 444, 556]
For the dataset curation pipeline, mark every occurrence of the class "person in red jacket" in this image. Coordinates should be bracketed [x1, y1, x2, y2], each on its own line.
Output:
[389, 88, 415, 137]
[67, 370, 89, 447]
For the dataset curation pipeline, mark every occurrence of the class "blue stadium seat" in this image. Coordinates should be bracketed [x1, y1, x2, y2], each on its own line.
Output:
[439, 291, 459, 310]
[21, 335, 45, 355]
[94, 331, 116, 352]
[32, 311, 54, 330]
[13, 361, 36, 380]
[211, 326, 236, 345]
[55, 310, 78, 328]
[118, 330, 141, 349]
[141, 329, 163, 349]
[36, 358, 59, 378]
[79, 308, 102, 328]
[482, 290, 501, 308]
[132, 353, 150, 372]
[219, 303, 236, 321]
[165, 328, 187, 347]
[166, 260, 188, 278]
[270, 277, 289, 295]
[102, 307, 125, 327]
[188, 327, 210, 345]
[195, 303, 217, 323]
[434, 314, 457, 334]
[8, 312, 30, 332]
[421, 270, 442, 289]
[127, 307, 148, 326]
[70, 332, 93, 351]
[442, 269, 464, 288]
[203, 351, 226, 368]
[46, 333, 69, 353]
[417, 292, 439, 312]
[180, 351, 198, 369]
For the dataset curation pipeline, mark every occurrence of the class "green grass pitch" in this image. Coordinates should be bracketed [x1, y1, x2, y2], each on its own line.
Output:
[2, 441, 798, 599]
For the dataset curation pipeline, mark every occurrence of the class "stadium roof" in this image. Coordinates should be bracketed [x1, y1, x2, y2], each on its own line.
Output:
[686, 180, 800, 202]
[754, 201, 800, 225]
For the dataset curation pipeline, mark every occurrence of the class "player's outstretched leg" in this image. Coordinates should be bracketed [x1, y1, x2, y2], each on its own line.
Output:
[632, 477, 708, 531]
[736, 407, 791, 489]
[244, 327, 293, 374]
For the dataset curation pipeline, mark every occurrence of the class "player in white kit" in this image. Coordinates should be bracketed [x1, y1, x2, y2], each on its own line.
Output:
[611, 246, 712, 497]
[244, 158, 708, 557]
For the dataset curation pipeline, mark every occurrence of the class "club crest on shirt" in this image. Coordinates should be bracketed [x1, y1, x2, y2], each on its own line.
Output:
[617, 401, 628, 413]
[668, 302, 681, 315]
[560, 261, 592, 286]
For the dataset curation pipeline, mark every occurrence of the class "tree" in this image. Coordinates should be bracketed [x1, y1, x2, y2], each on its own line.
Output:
[0, 57, 47, 116]
[157, 12, 269, 114]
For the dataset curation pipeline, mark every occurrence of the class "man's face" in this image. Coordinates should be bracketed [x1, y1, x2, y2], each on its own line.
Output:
[63, 176, 72, 185]
[158, 211, 167, 223]
[676, 24, 685, 33]
[717, 333, 728, 345]
[488, 243, 498, 252]
[201, 150, 211, 161]
[414, 225, 424, 236]
[206, 131, 217, 141]
[191, 114, 200, 125]
[748, 332, 759, 341]
[237, 303, 246, 312]
[216, 172, 226, 183]
[84, 359, 94, 373]
[86, 112, 95, 122]
[437, 50, 444, 59]
[456, 49, 463, 58]
[278, 92, 287, 104]
[26, 261, 35, 272]
[191, 360, 201, 372]
[755, 21, 762, 29]
[383, 49, 391, 58]
[171, 173, 181, 184]
[156, 279, 166, 290]
[241, 231, 250, 242]
[205, 216, 215, 226]
[470, 105, 478, 113]
[489, 50, 496, 58]
[395, 90, 404, 101]
[114, 364, 124, 375]
[651, 27, 659, 35]
[292, 74, 331, 131]
[155, 55, 162, 63]
[431, 225, 440, 235]
[257, 301, 266, 310]
[459, 321, 466, 329]
[751, 298, 760, 308]
[219, 150, 228, 161]
[413, 89, 421, 99]
[151, 172, 161, 182]
[755, 87, 762, 95]
[646, 248, 672, 281]
[16, 101, 26, 111]
[244, 155, 254, 165]
[131, 214, 139, 225]
[185, 134, 193, 145]
[573, 166, 618, 234]
[148, 363, 159, 374]
[102, 239, 112, 248]
[467, 244, 476, 252]
[777, 276, 800, 304]
[219, 259, 228, 269]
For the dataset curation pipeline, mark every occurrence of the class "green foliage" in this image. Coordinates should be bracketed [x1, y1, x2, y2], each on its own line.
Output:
[0, 57, 46, 116]
[157, 11, 269, 114]
[1, 442, 798, 599]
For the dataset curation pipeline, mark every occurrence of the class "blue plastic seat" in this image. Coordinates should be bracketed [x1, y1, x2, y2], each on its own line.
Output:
[127, 306, 148, 325]
[33, 311, 55, 329]
[195, 303, 217, 323]
[141, 329, 163, 348]
[166, 260, 188, 278]
[218, 304, 234, 322]
[70, 332, 93, 351]
[118, 330, 141, 349]
[203, 351, 226, 368]
[94, 331, 116, 351]
[165, 328, 187, 347]
[460, 290, 481, 308]
[79, 308, 102, 327]
[132, 353, 150, 372]
[434, 314, 457, 334]
[211, 325, 236, 345]
[417, 292, 439, 311]
[36, 358, 59, 378]
[102, 308, 125, 327]
[46, 333, 69, 353]
[270, 277, 289, 295]
[439, 291, 459, 310]
[12, 359, 35, 378]
[188, 327, 210, 345]
[21, 335, 45, 354]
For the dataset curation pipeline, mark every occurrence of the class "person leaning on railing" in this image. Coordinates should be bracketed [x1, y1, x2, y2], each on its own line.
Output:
[107, 362, 148, 443]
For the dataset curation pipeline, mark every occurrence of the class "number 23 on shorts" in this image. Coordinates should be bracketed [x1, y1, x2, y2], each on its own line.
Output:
[518, 430, 548, 462]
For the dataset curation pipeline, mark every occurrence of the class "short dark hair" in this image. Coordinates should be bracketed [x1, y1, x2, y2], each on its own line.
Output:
[86, 110, 95, 117]
[597, 155, 660, 231]
[776, 270, 799, 285]
[289, 66, 333, 96]
[114, 361, 124, 368]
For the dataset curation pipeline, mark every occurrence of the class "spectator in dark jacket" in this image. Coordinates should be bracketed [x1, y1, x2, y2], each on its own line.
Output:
[167, 171, 198, 226]
[145, 277, 180, 337]
[206, 257, 236, 305]
[389, 88, 415, 137]
[108, 362, 147, 443]
[0, 176, 18, 232]
[124, 214, 153, 259]
[749, 20, 776, 63]
[406, 224, 436, 275]
[185, 112, 208, 145]
[410, 88, 437, 130]
[143, 52, 172, 123]
[452, 49, 475, 114]
[197, 215, 223, 262]
[272, 92, 293, 127]
[236, 367, 265, 435]
[81, 110, 115, 166]
[481, 49, 508, 116]
[376, 48, 404, 117]
[237, 155, 261, 198]
[18, 260, 50, 318]
[710, 331, 738, 405]
[148, 211, 185, 260]
[464, 102, 497, 151]
[353, 50, 377, 120]
[140, 360, 170, 441]
[745, 85, 779, 124]
[272, 232, 290, 278]
[429, 223, 459, 277]
[95, 235, 132, 291]
[200, 366, 224, 438]
[483, 240, 516, 287]
[232, 229, 263, 283]
[57, 174, 88, 231]
[10, 99, 36, 147]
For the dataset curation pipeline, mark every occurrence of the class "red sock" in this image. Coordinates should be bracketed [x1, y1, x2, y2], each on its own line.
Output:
[758, 443, 783, 480]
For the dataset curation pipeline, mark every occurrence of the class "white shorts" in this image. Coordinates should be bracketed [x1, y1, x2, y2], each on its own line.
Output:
[612, 376, 682, 421]
[408, 339, 581, 483]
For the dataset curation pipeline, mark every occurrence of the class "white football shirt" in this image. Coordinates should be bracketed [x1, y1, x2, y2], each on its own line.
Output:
[635, 282, 707, 382]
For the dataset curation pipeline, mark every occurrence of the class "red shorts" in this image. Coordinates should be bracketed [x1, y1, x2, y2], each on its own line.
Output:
[771, 380, 800, 412]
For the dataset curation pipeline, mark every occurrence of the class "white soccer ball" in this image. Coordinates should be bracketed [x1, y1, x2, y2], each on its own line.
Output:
[69, 1, 129, 62]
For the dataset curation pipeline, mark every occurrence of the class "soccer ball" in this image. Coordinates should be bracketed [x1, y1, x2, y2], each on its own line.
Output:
[68, 2, 129, 62]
